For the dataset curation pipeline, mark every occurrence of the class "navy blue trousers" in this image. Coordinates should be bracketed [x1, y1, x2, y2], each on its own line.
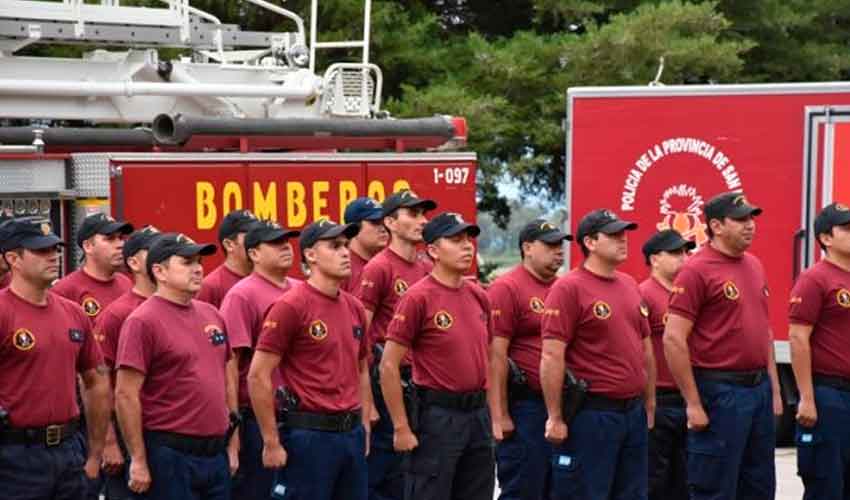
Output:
[648, 403, 687, 500]
[272, 425, 367, 500]
[0, 437, 87, 500]
[496, 397, 550, 500]
[687, 377, 775, 500]
[368, 394, 404, 500]
[549, 399, 648, 500]
[131, 440, 231, 500]
[797, 384, 850, 500]
[232, 413, 276, 500]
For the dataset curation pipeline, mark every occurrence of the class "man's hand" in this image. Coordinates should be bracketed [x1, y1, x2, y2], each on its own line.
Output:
[102, 441, 125, 475]
[393, 427, 419, 452]
[227, 441, 240, 476]
[796, 397, 818, 428]
[262, 441, 288, 469]
[544, 417, 568, 445]
[498, 414, 515, 441]
[84, 455, 100, 481]
[773, 390, 784, 417]
[127, 458, 152, 494]
[645, 400, 656, 430]
[369, 403, 380, 424]
[686, 403, 710, 431]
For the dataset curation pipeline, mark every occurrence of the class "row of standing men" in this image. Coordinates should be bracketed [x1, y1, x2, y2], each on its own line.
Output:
[0, 189, 846, 500]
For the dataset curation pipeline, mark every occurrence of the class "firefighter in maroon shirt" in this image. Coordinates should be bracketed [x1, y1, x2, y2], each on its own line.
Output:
[248, 219, 371, 500]
[52, 212, 134, 318]
[488, 219, 569, 500]
[639, 230, 694, 500]
[789, 202, 850, 500]
[357, 189, 436, 500]
[341, 197, 388, 293]
[221, 220, 300, 500]
[540, 209, 656, 500]
[197, 209, 259, 308]
[0, 217, 110, 500]
[115, 233, 239, 499]
[663, 192, 782, 500]
[93, 225, 161, 500]
[380, 212, 496, 500]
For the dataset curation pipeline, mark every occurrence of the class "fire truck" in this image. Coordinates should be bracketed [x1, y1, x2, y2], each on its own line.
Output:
[567, 81, 850, 441]
[0, 0, 477, 272]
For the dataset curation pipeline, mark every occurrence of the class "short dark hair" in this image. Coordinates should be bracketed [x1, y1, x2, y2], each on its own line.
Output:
[579, 233, 598, 257]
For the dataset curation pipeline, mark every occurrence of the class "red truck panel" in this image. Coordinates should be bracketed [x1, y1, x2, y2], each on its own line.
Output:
[569, 91, 850, 342]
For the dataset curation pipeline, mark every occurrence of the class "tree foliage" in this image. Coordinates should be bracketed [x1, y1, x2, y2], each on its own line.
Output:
[24, 0, 850, 226]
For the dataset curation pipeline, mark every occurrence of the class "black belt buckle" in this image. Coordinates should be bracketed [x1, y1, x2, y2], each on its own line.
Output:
[45, 424, 62, 447]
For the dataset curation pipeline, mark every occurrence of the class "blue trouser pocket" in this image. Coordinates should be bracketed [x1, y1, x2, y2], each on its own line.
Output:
[550, 453, 582, 499]
[686, 430, 727, 491]
[796, 428, 827, 480]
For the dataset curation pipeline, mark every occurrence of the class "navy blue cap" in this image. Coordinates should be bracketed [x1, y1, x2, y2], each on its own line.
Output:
[576, 209, 638, 242]
[2, 217, 64, 251]
[76, 212, 133, 247]
[299, 219, 359, 252]
[245, 220, 300, 250]
[381, 190, 437, 217]
[704, 192, 762, 222]
[146, 233, 216, 279]
[219, 209, 259, 241]
[344, 197, 384, 224]
[423, 212, 480, 244]
[122, 225, 163, 261]
[519, 219, 572, 244]
[814, 202, 850, 236]
[641, 229, 696, 260]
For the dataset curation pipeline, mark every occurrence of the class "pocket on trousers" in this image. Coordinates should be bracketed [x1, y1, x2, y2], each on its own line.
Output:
[404, 455, 440, 499]
[796, 428, 827, 479]
[686, 431, 728, 491]
[550, 453, 582, 499]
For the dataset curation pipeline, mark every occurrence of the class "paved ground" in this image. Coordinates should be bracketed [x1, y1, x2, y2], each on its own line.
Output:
[494, 447, 804, 499]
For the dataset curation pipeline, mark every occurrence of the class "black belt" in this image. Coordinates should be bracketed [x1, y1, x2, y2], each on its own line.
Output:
[583, 394, 643, 412]
[144, 430, 227, 457]
[0, 419, 79, 447]
[814, 374, 850, 392]
[656, 388, 685, 407]
[511, 383, 543, 402]
[694, 368, 766, 387]
[418, 388, 486, 411]
[286, 410, 361, 433]
[240, 407, 256, 421]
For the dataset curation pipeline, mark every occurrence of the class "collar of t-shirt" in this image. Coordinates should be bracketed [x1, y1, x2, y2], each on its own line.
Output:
[387, 247, 419, 267]
[519, 264, 556, 287]
[303, 281, 342, 302]
[578, 264, 617, 283]
[6, 287, 51, 309]
[703, 242, 744, 262]
[82, 267, 119, 284]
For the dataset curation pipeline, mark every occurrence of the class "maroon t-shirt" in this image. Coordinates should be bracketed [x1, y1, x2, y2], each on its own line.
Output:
[386, 276, 492, 393]
[340, 250, 368, 294]
[51, 269, 132, 319]
[256, 283, 368, 413]
[0, 289, 102, 427]
[790, 259, 850, 379]
[196, 265, 244, 309]
[117, 296, 231, 437]
[488, 265, 554, 391]
[357, 248, 431, 366]
[639, 277, 676, 390]
[220, 274, 296, 408]
[668, 244, 771, 371]
[94, 289, 147, 369]
[542, 267, 649, 399]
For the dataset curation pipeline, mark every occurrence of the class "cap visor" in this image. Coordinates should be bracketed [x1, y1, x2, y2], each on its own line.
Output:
[661, 239, 697, 252]
[403, 199, 438, 212]
[320, 223, 360, 241]
[176, 243, 217, 257]
[599, 220, 638, 234]
[364, 211, 385, 222]
[729, 206, 763, 218]
[538, 231, 573, 243]
[260, 229, 301, 243]
[20, 235, 64, 250]
[444, 223, 481, 239]
[101, 221, 134, 235]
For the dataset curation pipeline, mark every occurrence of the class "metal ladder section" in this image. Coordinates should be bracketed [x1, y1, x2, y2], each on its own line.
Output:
[0, 0, 382, 120]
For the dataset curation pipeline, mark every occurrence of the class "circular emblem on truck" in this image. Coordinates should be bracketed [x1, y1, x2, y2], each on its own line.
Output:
[723, 281, 740, 301]
[592, 301, 611, 320]
[837, 289, 850, 308]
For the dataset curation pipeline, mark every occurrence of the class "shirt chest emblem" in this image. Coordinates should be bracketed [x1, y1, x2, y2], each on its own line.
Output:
[82, 296, 101, 317]
[308, 320, 329, 341]
[434, 310, 454, 330]
[529, 296, 545, 314]
[393, 278, 409, 296]
[592, 301, 611, 320]
[837, 288, 850, 308]
[12, 328, 35, 351]
[722, 280, 740, 301]
[204, 325, 227, 346]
